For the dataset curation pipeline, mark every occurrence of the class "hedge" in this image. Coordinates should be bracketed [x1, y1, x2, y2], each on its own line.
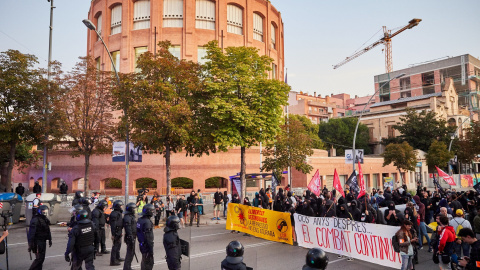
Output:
[136, 178, 157, 189]
[104, 178, 122, 189]
[171, 177, 193, 189]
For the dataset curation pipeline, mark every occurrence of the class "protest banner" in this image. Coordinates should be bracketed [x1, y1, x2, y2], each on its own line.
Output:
[383, 177, 394, 189]
[294, 214, 401, 269]
[307, 169, 321, 196]
[226, 203, 293, 245]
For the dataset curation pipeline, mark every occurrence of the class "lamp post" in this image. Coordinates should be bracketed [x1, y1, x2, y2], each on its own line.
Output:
[352, 73, 405, 172]
[82, 19, 130, 204]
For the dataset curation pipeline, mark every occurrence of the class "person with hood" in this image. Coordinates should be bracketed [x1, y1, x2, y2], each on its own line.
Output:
[15, 183, 25, 197]
[259, 188, 269, 209]
[273, 193, 284, 212]
[33, 181, 42, 193]
[302, 200, 315, 217]
[252, 192, 263, 208]
[379, 192, 393, 208]
[348, 200, 362, 222]
[414, 195, 432, 252]
[437, 215, 456, 269]
[59, 182, 68, 195]
[337, 204, 352, 220]
[385, 202, 403, 226]
[243, 197, 251, 207]
[324, 193, 336, 217]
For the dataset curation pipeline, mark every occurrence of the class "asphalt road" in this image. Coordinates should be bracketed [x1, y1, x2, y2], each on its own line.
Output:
[1, 220, 439, 270]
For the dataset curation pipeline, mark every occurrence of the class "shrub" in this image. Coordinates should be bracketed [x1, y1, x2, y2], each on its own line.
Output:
[205, 177, 222, 188]
[136, 178, 157, 189]
[104, 178, 122, 189]
[171, 177, 193, 189]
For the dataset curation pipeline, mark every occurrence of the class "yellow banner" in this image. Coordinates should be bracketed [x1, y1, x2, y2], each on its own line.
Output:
[226, 203, 293, 245]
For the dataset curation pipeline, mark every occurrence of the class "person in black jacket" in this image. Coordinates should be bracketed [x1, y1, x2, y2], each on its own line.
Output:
[385, 202, 404, 226]
[72, 191, 84, 206]
[175, 195, 186, 228]
[221, 241, 248, 270]
[59, 182, 68, 195]
[64, 209, 95, 270]
[15, 183, 25, 197]
[458, 228, 480, 270]
[348, 200, 362, 222]
[337, 204, 352, 220]
[163, 215, 183, 270]
[28, 205, 52, 270]
[80, 197, 93, 219]
[123, 202, 137, 270]
[33, 181, 42, 193]
[92, 200, 109, 256]
[189, 194, 201, 227]
[109, 200, 124, 266]
[68, 204, 84, 231]
[137, 204, 155, 270]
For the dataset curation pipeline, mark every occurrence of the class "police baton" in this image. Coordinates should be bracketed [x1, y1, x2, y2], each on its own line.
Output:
[133, 250, 139, 263]
[26, 228, 32, 261]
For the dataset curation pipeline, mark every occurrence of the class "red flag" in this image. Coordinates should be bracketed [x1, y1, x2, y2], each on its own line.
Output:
[357, 161, 366, 199]
[435, 166, 456, 186]
[464, 175, 473, 187]
[307, 169, 321, 196]
[333, 169, 345, 198]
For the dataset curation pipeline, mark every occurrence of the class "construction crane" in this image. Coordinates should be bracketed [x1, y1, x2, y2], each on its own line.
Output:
[333, 18, 422, 73]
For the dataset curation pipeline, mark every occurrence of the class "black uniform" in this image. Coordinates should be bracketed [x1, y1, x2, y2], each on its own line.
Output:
[60, 183, 69, 194]
[28, 214, 52, 270]
[65, 219, 95, 270]
[163, 226, 182, 270]
[15, 184, 25, 197]
[91, 206, 107, 253]
[137, 215, 154, 270]
[221, 256, 248, 270]
[110, 209, 123, 265]
[123, 211, 137, 270]
[33, 183, 42, 193]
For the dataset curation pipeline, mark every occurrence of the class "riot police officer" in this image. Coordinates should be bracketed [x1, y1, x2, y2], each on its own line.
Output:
[80, 197, 92, 219]
[72, 191, 84, 206]
[28, 205, 52, 270]
[137, 204, 155, 270]
[123, 202, 137, 270]
[64, 210, 95, 270]
[68, 204, 84, 231]
[109, 200, 124, 266]
[92, 200, 109, 256]
[163, 215, 182, 270]
[221, 241, 248, 270]
[302, 248, 329, 270]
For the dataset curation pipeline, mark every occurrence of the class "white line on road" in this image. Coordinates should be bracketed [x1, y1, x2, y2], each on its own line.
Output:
[191, 232, 230, 238]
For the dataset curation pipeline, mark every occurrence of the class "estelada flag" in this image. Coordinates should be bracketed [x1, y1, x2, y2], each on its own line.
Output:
[435, 166, 456, 186]
[307, 169, 321, 196]
[333, 169, 345, 198]
[357, 161, 366, 199]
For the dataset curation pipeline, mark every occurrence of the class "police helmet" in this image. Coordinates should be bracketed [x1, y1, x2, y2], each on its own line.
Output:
[303, 248, 328, 270]
[226, 241, 244, 257]
[125, 202, 137, 214]
[97, 200, 107, 210]
[75, 191, 84, 199]
[80, 197, 92, 205]
[76, 210, 89, 221]
[38, 205, 49, 216]
[113, 200, 124, 211]
[142, 204, 155, 217]
[166, 215, 180, 230]
[73, 204, 83, 213]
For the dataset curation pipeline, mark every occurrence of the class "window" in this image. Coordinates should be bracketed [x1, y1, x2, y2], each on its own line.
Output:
[169, 45, 181, 59]
[388, 125, 395, 138]
[271, 23, 277, 49]
[133, 0, 150, 30]
[95, 57, 101, 71]
[163, 0, 183, 28]
[196, 0, 215, 30]
[111, 5, 122, 35]
[272, 63, 277, 79]
[369, 127, 374, 142]
[111, 51, 120, 72]
[96, 14, 102, 40]
[197, 46, 208, 65]
[134, 46, 148, 73]
[253, 13, 263, 42]
[227, 4, 243, 35]
[399, 77, 411, 98]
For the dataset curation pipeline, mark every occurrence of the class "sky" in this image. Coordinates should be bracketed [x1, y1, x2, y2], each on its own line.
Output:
[1, 0, 479, 97]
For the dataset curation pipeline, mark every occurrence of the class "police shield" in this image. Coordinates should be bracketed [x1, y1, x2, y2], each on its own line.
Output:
[180, 239, 190, 257]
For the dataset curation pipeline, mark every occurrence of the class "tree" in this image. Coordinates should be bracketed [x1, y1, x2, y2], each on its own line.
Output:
[388, 108, 456, 152]
[425, 140, 454, 173]
[119, 41, 215, 195]
[288, 114, 325, 149]
[318, 117, 370, 156]
[57, 57, 114, 194]
[457, 121, 480, 164]
[203, 40, 290, 200]
[0, 50, 47, 190]
[261, 117, 314, 182]
[381, 141, 417, 185]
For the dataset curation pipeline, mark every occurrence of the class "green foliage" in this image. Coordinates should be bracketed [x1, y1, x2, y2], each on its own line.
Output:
[288, 114, 325, 149]
[426, 140, 454, 172]
[104, 178, 122, 189]
[205, 177, 225, 188]
[262, 118, 314, 178]
[382, 142, 417, 184]
[136, 177, 157, 189]
[388, 109, 456, 152]
[457, 121, 480, 163]
[318, 117, 370, 156]
[171, 177, 193, 189]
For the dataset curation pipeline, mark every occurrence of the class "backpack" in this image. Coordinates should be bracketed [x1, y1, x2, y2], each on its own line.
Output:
[453, 219, 466, 238]
[392, 234, 401, 253]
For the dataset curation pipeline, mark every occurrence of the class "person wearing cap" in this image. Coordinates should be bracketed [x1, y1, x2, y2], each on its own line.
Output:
[450, 209, 472, 259]
[32, 193, 42, 217]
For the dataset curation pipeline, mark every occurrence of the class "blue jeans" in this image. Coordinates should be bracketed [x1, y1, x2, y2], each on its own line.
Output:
[418, 222, 431, 248]
[454, 241, 470, 258]
[400, 254, 413, 270]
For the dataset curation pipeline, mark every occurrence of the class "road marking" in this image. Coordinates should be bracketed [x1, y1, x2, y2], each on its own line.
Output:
[191, 232, 230, 238]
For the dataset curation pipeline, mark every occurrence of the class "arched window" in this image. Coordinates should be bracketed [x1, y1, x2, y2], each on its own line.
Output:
[196, 0, 215, 30]
[111, 5, 122, 35]
[163, 0, 183, 28]
[133, 0, 150, 30]
[227, 4, 243, 35]
[253, 13, 263, 42]
[96, 13, 102, 40]
[271, 22, 277, 49]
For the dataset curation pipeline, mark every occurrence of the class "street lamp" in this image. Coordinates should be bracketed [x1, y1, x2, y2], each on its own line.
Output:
[352, 73, 405, 172]
[82, 19, 130, 204]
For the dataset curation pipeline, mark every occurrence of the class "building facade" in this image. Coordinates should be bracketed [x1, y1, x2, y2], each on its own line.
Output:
[87, 0, 284, 80]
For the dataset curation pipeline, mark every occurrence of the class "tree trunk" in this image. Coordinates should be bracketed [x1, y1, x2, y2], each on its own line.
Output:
[240, 146, 246, 201]
[398, 168, 404, 186]
[166, 143, 171, 196]
[5, 141, 16, 193]
[84, 153, 90, 194]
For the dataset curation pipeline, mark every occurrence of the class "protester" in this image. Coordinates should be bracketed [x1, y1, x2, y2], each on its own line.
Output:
[223, 191, 229, 218]
[414, 195, 432, 252]
[450, 209, 472, 258]
[165, 196, 175, 219]
[59, 181, 68, 195]
[396, 220, 417, 270]
[33, 181, 42, 193]
[15, 183, 25, 197]
[457, 228, 480, 270]
[213, 188, 223, 221]
[437, 215, 456, 269]
[175, 194, 186, 228]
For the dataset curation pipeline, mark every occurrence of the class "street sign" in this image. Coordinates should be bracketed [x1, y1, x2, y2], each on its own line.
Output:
[416, 162, 422, 167]
[345, 149, 364, 164]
